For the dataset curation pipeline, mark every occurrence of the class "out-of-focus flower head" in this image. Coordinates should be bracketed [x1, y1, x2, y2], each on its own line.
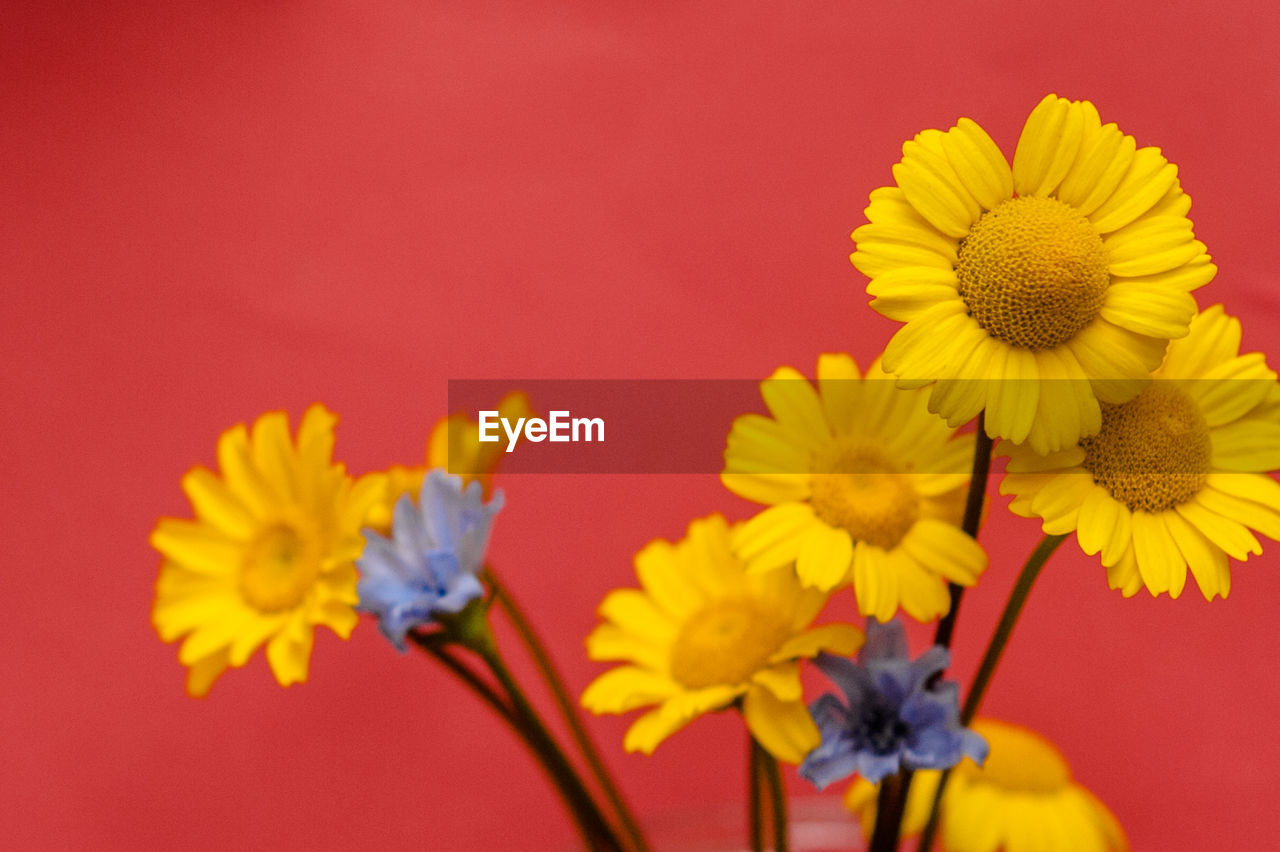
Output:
[847, 718, 1128, 852]
[581, 514, 863, 763]
[151, 405, 385, 696]
[1001, 305, 1280, 600]
[723, 354, 986, 623]
[799, 618, 986, 786]
[357, 470, 502, 650]
[361, 392, 530, 534]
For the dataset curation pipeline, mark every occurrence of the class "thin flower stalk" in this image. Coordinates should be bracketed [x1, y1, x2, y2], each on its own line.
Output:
[487, 568, 649, 852]
[915, 533, 1068, 852]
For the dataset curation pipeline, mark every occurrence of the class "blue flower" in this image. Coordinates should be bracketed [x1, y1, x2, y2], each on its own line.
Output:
[798, 619, 987, 787]
[357, 470, 503, 650]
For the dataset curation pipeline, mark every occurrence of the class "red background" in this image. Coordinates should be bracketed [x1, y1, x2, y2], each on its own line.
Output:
[4, 1, 1278, 848]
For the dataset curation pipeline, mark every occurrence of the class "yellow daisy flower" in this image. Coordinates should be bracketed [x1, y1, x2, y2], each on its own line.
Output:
[722, 354, 986, 622]
[1001, 305, 1280, 600]
[580, 514, 863, 763]
[151, 405, 385, 696]
[847, 719, 1127, 852]
[853, 93, 1215, 455]
[362, 391, 532, 533]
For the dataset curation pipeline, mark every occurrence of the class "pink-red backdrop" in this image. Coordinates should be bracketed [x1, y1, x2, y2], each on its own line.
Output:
[4, 1, 1278, 848]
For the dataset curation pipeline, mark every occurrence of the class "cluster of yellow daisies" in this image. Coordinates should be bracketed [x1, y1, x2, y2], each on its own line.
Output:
[582, 94, 1278, 851]
[151, 95, 1278, 852]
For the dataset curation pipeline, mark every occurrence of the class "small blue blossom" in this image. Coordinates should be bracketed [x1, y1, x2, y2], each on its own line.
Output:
[799, 618, 987, 787]
[357, 470, 503, 650]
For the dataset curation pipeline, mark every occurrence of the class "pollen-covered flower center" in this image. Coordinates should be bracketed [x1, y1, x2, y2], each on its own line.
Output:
[956, 196, 1110, 350]
[669, 596, 791, 689]
[809, 439, 920, 549]
[240, 523, 321, 612]
[965, 723, 1071, 794]
[1080, 384, 1212, 513]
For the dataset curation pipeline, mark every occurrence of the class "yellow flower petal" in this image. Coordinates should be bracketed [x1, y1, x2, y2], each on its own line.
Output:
[761, 367, 832, 450]
[816, 353, 862, 428]
[1189, 353, 1276, 427]
[881, 300, 971, 382]
[867, 267, 961, 321]
[1103, 215, 1197, 276]
[1076, 484, 1131, 566]
[771, 623, 864, 663]
[1196, 485, 1280, 542]
[180, 468, 256, 541]
[893, 132, 983, 237]
[794, 523, 854, 590]
[150, 519, 241, 577]
[1056, 122, 1135, 216]
[1087, 146, 1178, 234]
[583, 625, 668, 670]
[941, 117, 1013, 211]
[1066, 320, 1163, 403]
[1130, 511, 1186, 597]
[1174, 498, 1262, 561]
[751, 662, 803, 702]
[1160, 305, 1239, 376]
[853, 544, 902, 622]
[632, 538, 707, 619]
[898, 519, 986, 585]
[1029, 473, 1094, 535]
[598, 588, 680, 639]
[1012, 94, 1085, 197]
[185, 648, 232, 698]
[1106, 547, 1143, 597]
[623, 686, 743, 754]
[733, 503, 820, 572]
[1162, 509, 1229, 601]
[1097, 282, 1197, 339]
[720, 471, 810, 505]
[742, 684, 820, 764]
[1210, 419, 1280, 471]
[265, 615, 313, 687]
[581, 666, 681, 714]
[250, 411, 300, 504]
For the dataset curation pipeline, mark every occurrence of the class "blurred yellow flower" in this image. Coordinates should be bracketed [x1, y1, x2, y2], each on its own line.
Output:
[722, 354, 985, 622]
[1001, 306, 1280, 599]
[362, 391, 532, 533]
[150, 405, 384, 696]
[853, 94, 1215, 455]
[581, 515, 862, 763]
[847, 719, 1127, 852]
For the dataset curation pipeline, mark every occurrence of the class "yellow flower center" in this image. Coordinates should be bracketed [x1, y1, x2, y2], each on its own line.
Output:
[239, 522, 322, 612]
[965, 721, 1071, 794]
[809, 439, 920, 549]
[669, 596, 792, 689]
[1080, 384, 1212, 513]
[956, 196, 1110, 350]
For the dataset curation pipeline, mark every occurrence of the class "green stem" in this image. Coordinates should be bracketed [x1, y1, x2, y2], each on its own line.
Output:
[475, 636, 625, 852]
[961, 533, 1066, 723]
[934, 411, 994, 650]
[410, 635, 607, 851]
[758, 741, 789, 852]
[407, 633, 516, 726]
[872, 415, 993, 851]
[487, 569, 649, 852]
[868, 771, 909, 852]
[749, 735, 764, 852]
[915, 533, 1067, 852]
